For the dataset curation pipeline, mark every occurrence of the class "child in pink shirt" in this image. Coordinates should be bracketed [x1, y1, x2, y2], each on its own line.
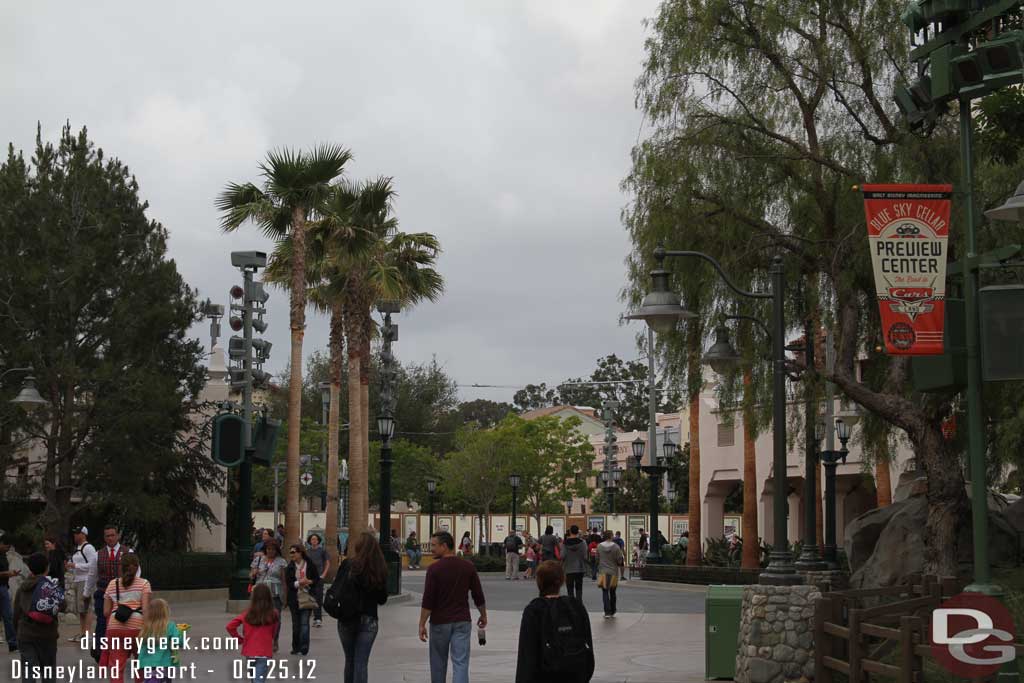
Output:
[227, 584, 279, 683]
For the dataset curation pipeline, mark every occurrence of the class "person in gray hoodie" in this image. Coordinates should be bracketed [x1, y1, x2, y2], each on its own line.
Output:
[560, 526, 589, 601]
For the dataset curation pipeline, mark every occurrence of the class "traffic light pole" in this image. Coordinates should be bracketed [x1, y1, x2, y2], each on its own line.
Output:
[960, 99, 998, 596]
[230, 265, 256, 602]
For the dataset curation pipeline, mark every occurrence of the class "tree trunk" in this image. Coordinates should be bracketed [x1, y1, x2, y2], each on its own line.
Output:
[284, 206, 309, 547]
[324, 301, 344, 575]
[686, 392, 701, 566]
[876, 457, 893, 508]
[914, 422, 965, 576]
[741, 369, 759, 570]
[346, 347, 365, 536]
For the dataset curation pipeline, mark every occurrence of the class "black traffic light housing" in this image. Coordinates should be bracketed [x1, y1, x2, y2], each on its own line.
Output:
[250, 415, 281, 466]
[212, 413, 246, 467]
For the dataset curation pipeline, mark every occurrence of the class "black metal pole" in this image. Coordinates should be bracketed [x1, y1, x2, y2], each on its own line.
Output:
[511, 486, 518, 536]
[429, 492, 435, 538]
[230, 265, 256, 601]
[822, 456, 839, 567]
[379, 437, 392, 549]
[608, 487, 615, 515]
[796, 313, 825, 570]
[761, 256, 802, 584]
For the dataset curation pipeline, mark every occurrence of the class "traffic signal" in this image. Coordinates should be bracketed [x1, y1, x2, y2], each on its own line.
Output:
[250, 415, 281, 466]
[212, 413, 246, 467]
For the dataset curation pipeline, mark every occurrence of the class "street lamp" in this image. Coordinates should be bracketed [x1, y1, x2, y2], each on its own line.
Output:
[2, 369, 48, 412]
[629, 246, 802, 585]
[426, 479, 437, 537]
[629, 432, 674, 562]
[377, 301, 400, 594]
[599, 400, 620, 514]
[819, 419, 851, 568]
[509, 473, 521, 536]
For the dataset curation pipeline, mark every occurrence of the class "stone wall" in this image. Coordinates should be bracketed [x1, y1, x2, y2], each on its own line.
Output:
[735, 584, 821, 683]
[799, 569, 849, 592]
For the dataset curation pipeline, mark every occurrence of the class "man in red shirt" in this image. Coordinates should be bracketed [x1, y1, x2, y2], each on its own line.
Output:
[418, 531, 487, 683]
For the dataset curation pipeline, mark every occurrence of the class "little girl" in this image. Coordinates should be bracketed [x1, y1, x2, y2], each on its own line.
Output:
[227, 584, 279, 683]
[136, 599, 182, 683]
[524, 543, 537, 578]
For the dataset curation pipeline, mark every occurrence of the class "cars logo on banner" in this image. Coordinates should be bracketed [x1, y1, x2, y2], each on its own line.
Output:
[861, 184, 952, 355]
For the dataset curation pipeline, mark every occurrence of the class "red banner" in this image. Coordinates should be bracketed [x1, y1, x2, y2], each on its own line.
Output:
[862, 184, 952, 355]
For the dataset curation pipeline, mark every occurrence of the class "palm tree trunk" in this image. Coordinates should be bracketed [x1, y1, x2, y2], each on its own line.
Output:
[741, 369, 759, 570]
[285, 206, 308, 547]
[876, 458, 892, 507]
[347, 346, 365, 536]
[324, 301, 344, 574]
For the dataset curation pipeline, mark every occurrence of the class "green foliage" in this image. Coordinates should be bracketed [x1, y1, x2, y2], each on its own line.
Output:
[465, 553, 525, 574]
[139, 553, 233, 590]
[513, 354, 681, 432]
[368, 439, 442, 506]
[0, 124, 222, 549]
[457, 399, 514, 429]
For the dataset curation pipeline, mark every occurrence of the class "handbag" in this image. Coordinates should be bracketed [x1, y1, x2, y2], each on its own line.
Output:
[297, 587, 316, 610]
[113, 580, 139, 623]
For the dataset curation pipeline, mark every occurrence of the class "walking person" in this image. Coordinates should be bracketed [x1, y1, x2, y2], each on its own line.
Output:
[13, 552, 60, 681]
[251, 541, 286, 652]
[587, 537, 599, 581]
[330, 531, 388, 683]
[457, 532, 472, 556]
[227, 584, 279, 683]
[92, 525, 135, 660]
[43, 537, 66, 591]
[305, 534, 330, 628]
[102, 554, 151, 682]
[66, 526, 97, 643]
[405, 532, 422, 569]
[524, 543, 537, 579]
[285, 544, 320, 656]
[503, 530, 523, 580]
[560, 526, 588, 601]
[637, 529, 649, 567]
[137, 599, 182, 683]
[514, 560, 594, 683]
[539, 526, 558, 561]
[418, 531, 487, 683]
[596, 530, 624, 619]
[0, 533, 21, 652]
[613, 531, 626, 581]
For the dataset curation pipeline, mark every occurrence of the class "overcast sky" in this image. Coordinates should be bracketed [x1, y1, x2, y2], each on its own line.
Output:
[2, 2, 660, 404]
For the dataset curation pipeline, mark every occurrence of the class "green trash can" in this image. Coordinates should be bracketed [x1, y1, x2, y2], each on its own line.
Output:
[705, 585, 744, 680]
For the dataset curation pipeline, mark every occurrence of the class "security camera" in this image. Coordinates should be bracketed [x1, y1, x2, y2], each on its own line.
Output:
[230, 251, 268, 269]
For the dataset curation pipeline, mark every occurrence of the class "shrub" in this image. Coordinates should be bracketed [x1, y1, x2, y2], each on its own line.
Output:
[138, 552, 233, 590]
[466, 554, 525, 573]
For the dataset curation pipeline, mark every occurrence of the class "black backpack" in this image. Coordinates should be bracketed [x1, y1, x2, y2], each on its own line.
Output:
[540, 597, 591, 672]
[323, 563, 361, 622]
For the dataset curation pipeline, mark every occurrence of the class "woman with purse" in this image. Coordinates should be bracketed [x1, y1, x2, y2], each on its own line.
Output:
[252, 541, 286, 652]
[102, 554, 151, 681]
[285, 544, 320, 656]
[595, 530, 623, 619]
[332, 531, 388, 683]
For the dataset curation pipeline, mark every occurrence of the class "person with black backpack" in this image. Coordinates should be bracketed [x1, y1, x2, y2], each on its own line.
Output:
[515, 560, 594, 683]
[325, 531, 388, 683]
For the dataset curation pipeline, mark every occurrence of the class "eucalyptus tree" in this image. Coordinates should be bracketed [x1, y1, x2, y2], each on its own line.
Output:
[217, 144, 352, 545]
[622, 0, 992, 575]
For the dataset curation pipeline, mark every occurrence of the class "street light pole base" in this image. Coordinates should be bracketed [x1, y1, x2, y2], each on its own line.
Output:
[759, 552, 805, 585]
[794, 549, 827, 571]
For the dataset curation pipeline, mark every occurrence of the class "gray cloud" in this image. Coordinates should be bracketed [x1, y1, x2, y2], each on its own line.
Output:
[1, 1, 659, 404]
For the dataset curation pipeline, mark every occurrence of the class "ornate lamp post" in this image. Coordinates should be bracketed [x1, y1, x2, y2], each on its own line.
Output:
[509, 473, 521, 536]
[819, 418, 851, 568]
[377, 301, 400, 594]
[630, 432, 675, 562]
[426, 479, 437, 538]
[629, 246, 802, 584]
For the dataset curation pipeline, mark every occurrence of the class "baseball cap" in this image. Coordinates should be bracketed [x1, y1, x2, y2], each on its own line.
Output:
[72, 526, 89, 535]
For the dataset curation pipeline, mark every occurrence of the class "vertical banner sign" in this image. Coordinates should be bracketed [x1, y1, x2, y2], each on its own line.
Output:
[861, 184, 952, 355]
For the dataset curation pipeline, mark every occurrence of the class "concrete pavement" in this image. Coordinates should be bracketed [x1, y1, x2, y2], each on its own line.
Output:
[0, 576, 708, 682]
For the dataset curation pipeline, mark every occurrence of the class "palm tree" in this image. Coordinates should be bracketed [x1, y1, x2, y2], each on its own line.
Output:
[216, 145, 352, 546]
[740, 368, 759, 570]
[685, 322, 703, 567]
[319, 177, 443, 537]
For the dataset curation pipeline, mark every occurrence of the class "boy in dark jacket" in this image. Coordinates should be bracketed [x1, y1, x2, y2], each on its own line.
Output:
[560, 526, 589, 601]
[13, 553, 60, 676]
[515, 560, 594, 683]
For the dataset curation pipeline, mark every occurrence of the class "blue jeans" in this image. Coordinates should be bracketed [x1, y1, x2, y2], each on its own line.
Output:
[250, 656, 269, 683]
[337, 615, 378, 683]
[0, 585, 16, 648]
[407, 549, 421, 567]
[289, 604, 311, 655]
[93, 588, 108, 638]
[428, 621, 471, 683]
[601, 580, 617, 616]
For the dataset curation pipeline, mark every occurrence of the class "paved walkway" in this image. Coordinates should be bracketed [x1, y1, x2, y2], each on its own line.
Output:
[1, 576, 708, 682]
